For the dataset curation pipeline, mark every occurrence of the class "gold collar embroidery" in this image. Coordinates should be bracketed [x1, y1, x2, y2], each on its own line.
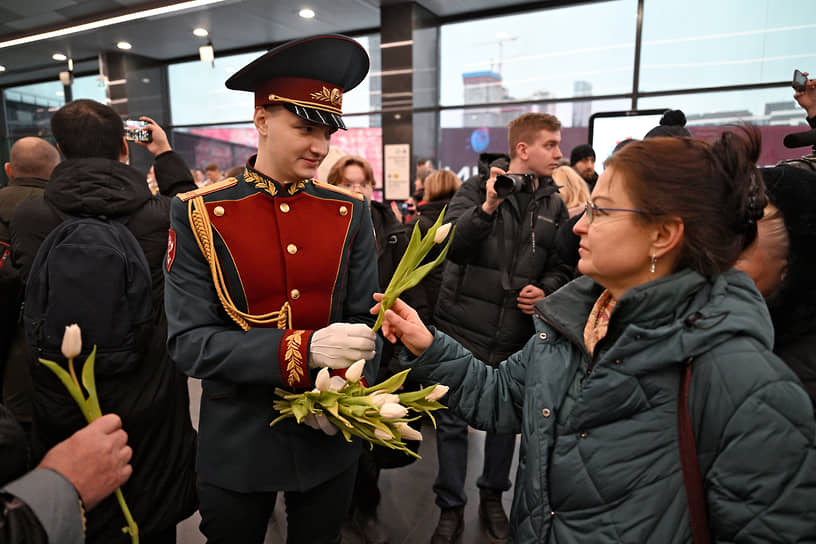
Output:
[242, 165, 310, 197]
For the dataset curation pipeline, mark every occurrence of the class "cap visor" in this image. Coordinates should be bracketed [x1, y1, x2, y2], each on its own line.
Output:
[285, 104, 346, 131]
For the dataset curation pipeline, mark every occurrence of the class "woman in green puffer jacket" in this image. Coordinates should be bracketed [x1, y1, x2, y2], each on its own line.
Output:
[373, 128, 816, 543]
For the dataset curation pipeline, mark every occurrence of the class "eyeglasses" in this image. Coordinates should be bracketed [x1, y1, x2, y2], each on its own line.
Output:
[340, 181, 372, 191]
[584, 201, 649, 225]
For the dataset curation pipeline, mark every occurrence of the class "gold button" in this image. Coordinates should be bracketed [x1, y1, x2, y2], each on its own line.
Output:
[580, 431, 588, 439]
[290, 289, 300, 300]
[213, 206, 225, 217]
[339, 206, 348, 216]
[287, 244, 298, 255]
[280, 203, 290, 213]
[542, 408, 551, 418]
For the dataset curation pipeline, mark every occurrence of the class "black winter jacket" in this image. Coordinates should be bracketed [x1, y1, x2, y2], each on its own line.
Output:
[0, 178, 47, 398]
[8, 152, 198, 542]
[370, 200, 427, 376]
[762, 165, 816, 410]
[434, 158, 571, 364]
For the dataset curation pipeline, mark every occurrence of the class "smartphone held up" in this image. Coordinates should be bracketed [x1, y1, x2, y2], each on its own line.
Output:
[124, 119, 152, 143]
[793, 69, 808, 93]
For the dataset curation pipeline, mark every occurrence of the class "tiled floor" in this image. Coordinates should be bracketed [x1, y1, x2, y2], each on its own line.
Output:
[178, 379, 518, 544]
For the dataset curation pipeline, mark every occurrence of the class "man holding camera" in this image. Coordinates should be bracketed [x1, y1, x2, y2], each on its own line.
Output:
[431, 113, 571, 543]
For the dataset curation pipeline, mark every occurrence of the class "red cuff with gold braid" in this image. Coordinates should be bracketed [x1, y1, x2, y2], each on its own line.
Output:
[279, 330, 314, 389]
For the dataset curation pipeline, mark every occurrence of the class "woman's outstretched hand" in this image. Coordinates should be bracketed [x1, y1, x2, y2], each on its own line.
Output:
[371, 293, 434, 356]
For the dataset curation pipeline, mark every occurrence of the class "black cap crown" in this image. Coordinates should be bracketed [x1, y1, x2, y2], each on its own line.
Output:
[226, 34, 369, 130]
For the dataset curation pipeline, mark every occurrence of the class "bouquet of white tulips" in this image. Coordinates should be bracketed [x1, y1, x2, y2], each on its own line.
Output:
[271, 215, 454, 456]
[270, 359, 448, 457]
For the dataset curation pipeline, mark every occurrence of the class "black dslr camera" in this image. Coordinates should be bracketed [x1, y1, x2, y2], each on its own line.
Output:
[494, 172, 536, 198]
[487, 156, 536, 198]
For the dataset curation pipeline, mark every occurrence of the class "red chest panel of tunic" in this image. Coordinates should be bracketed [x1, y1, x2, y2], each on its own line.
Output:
[205, 191, 353, 330]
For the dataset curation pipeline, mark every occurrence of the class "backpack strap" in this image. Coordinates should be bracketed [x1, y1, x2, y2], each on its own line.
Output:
[678, 356, 711, 544]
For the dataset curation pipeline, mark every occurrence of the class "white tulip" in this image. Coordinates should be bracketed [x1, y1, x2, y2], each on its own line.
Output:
[370, 392, 400, 408]
[61, 324, 82, 359]
[315, 368, 332, 392]
[433, 223, 452, 244]
[396, 422, 423, 441]
[345, 359, 366, 383]
[425, 384, 450, 402]
[380, 402, 408, 419]
[329, 375, 347, 392]
[374, 428, 393, 441]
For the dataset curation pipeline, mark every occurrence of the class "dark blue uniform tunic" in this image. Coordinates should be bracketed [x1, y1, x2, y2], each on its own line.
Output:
[164, 157, 379, 493]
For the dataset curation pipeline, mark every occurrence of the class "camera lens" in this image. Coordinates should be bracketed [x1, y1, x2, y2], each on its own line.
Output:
[494, 175, 515, 198]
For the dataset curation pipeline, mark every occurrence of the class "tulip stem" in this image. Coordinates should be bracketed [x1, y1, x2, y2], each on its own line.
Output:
[372, 210, 453, 332]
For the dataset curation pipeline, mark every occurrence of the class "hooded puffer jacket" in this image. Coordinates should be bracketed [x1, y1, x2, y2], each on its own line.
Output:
[407, 269, 816, 543]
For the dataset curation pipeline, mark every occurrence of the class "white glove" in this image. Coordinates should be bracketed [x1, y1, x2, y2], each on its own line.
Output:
[303, 413, 338, 436]
[308, 322, 376, 369]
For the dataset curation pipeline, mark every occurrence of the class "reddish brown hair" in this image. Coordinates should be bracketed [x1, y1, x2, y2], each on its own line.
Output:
[326, 155, 375, 187]
[507, 113, 561, 159]
[605, 126, 766, 276]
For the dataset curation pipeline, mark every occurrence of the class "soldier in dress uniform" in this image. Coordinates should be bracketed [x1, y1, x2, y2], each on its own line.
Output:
[164, 34, 380, 544]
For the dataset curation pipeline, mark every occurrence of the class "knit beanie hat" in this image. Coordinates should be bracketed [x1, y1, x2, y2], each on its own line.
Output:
[570, 144, 596, 165]
[644, 109, 692, 139]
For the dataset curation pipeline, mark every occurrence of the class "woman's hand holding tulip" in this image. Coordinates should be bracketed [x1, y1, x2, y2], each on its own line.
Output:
[371, 293, 433, 356]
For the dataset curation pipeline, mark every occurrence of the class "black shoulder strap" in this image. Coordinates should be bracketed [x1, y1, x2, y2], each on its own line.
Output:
[678, 357, 711, 544]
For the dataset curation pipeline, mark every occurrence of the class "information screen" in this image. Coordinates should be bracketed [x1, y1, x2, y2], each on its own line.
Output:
[589, 109, 667, 172]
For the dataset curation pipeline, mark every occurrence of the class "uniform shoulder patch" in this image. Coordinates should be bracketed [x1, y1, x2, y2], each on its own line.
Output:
[177, 177, 239, 202]
[313, 180, 364, 201]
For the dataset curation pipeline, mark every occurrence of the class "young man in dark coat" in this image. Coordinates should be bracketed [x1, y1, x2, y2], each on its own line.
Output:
[431, 113, 572, 543]
[164, 35, 379, 544]
[9, 100, 198, 543]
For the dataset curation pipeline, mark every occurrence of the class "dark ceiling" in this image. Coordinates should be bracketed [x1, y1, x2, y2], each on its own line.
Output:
[0, 0, 549, 87]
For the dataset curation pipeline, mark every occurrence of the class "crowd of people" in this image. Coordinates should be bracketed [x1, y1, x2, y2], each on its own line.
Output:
[0, 31, 815, 544]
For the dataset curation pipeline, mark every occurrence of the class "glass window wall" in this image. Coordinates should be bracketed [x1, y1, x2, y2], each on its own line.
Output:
[168, 35, 381, 126]
[439, 0, 637, 108]
[639, 0, 816, 92]
[639, 87, 807, 165]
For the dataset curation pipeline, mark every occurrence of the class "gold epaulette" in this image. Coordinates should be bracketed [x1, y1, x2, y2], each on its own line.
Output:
[177, 177, 239, 202]
[313, 180, 364, 201]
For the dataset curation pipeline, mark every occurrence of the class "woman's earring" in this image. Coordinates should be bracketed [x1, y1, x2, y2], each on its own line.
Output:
[650, 254, 657, 274]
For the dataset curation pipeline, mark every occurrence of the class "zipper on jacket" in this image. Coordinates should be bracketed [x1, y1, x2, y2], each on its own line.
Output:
[530, 209, 536, 255]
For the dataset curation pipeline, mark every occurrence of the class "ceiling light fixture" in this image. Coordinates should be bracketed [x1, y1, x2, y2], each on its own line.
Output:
[0, 0, 228, 50]
[52, 53, 67, 61]
[117, 41, 132, 50]
[299, 8, 315, 19]
[193, 27, 209, 37]
[0, 65, 5, 72]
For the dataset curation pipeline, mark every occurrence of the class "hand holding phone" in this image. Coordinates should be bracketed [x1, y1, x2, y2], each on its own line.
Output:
[793, 69, 808, 93]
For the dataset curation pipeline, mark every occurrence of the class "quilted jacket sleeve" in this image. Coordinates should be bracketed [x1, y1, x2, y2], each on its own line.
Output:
[695, 346, 816, 542]
[403, 329, 528, 434]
